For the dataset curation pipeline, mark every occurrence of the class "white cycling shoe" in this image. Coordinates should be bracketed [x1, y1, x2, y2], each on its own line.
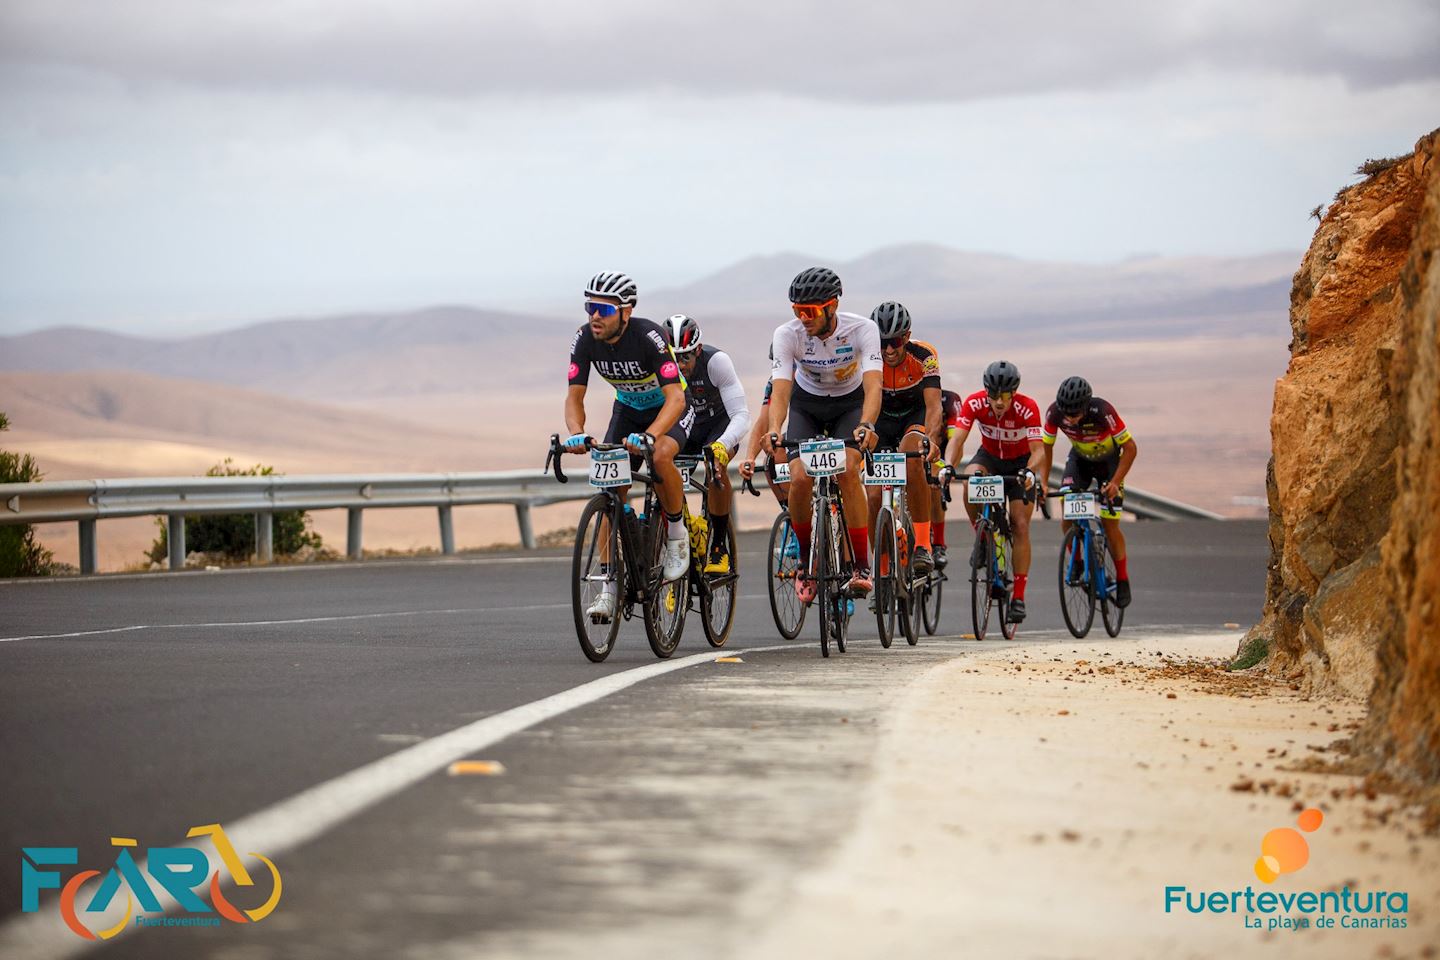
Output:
[662, 537, 690, 581]
[587, 590, 617, 623]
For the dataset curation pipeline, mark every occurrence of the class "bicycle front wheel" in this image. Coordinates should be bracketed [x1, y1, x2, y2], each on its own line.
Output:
[828, 502, 848, 654]
[1100, 539, 1125, 637]
[1059, 526, 1096, 639]
[997, 534, 1019, 641]
[815, 501, 832, 658]
[701, 520, 737, 647]
[767, 511, 806, 640]
[873, 509, 896, 648]
[572, 494, 624, 663]
[919, 572, 941, 639]
[643, 519, 688, 659]
[969, 528, 994, 641]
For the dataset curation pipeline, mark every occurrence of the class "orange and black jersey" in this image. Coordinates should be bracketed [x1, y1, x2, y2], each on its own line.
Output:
[881, 340, 941, 415]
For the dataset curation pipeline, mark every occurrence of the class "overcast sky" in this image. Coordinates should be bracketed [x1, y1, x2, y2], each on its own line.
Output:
[1, 0, 1437, 335]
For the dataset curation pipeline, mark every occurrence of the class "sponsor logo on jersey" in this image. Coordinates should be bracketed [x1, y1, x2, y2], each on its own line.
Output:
[660, 361, 679, 379]
[568, 362, 580, 380]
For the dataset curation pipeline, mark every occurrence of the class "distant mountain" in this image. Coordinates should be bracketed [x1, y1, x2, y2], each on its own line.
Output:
[0, 244, 1299, 397]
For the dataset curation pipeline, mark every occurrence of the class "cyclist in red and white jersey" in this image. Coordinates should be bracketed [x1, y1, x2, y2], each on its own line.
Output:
[763, 266, 882, 600]
[944, 360, 1045, 623]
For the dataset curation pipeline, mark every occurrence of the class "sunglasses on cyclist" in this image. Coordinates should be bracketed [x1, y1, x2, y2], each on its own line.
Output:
[881, 336, 906, 350]
[986, 390, 1014, 404]
[585, 301, 621, 319]
[792, 298, 836, 320]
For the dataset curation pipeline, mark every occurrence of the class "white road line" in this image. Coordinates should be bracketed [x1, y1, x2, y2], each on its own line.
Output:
[0, 642, 795, 959]
[0, 604, 570, 644]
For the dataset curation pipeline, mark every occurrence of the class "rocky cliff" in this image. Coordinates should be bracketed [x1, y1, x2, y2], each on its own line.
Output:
[1246, 127, 1438, 790]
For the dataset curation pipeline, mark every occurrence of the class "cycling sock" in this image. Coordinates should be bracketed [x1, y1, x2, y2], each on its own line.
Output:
[1014, 573, 1028, 600]
[914, 521, 931, 550]
[848, 528, 869, 570]
[1116, 555, 1128, 581]
[933, 520, 946, 547]
[666, 511, 685, 540]
[709, 512, 730, 549]
[793, 522, 812, 566]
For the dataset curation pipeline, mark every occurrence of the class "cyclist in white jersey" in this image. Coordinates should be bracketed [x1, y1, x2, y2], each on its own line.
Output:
[763, 266, 882, 599]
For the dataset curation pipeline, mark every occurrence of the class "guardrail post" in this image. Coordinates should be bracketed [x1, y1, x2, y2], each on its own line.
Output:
[168, 515, 186, 570]
[255, 512, 274, 563]
[515, 503, 535, 550]
[78, 519, 98, 575]
[347, 508, 363, 560]
[438, 506, 455, 555]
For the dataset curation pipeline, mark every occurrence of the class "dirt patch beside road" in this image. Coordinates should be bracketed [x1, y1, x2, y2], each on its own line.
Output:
[746, 633, 1439, 959]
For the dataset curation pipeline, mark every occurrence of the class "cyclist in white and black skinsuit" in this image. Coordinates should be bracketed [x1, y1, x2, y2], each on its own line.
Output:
[763, 266, 883, 600]
[661, 314, 751, 574]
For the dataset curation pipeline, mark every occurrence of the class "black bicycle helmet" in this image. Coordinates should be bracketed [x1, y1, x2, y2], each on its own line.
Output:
[584, 270, 638, 307]
[789, 266, 842, 304]
[1056, 375, 1093, 415]
[870, 301, 911, 338]
[982, 360, 1021, 395]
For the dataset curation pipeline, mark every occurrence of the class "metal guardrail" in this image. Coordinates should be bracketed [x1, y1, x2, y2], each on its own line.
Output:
[0, 464, 1220, 576]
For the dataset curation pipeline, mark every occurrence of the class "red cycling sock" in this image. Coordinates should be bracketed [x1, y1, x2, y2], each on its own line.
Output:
[793, 522, 811, 566]
[1116, 555, 1128, 581]
[914, 521, 931, 550]
[933, 519, 946, 547]
[1014, 573, 1028, 600]
[848, 528, 869, 570]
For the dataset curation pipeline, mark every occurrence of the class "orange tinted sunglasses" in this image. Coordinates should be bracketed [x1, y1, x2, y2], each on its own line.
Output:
[792, 298, 837, 320]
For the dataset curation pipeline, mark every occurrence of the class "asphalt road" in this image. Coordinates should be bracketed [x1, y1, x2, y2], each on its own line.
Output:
[0, 519, 1267, 958]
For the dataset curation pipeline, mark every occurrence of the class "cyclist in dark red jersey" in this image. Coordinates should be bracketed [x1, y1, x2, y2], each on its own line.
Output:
[1042, 375, 1138, 607]
[928, 388, 964, 569]
[944, 360, 1045, 624]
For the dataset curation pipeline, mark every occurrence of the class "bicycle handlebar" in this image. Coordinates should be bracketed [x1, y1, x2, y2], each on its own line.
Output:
[546, 433, 659, 487]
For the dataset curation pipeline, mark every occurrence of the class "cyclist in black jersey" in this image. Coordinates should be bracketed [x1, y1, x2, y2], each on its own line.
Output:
[563, 271, 695, 622]
[662, 314, 751, 574]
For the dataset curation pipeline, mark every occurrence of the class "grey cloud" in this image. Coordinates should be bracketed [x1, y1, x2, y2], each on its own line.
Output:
[1, 0, 1436, 102]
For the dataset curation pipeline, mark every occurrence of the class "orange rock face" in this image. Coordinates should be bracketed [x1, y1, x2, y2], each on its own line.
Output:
[1247, 128, 1439, 786]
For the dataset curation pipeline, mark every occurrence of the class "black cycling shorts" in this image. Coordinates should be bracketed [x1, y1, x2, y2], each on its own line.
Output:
[604, 402, 696, 467]
[967, 448, 1034, 503]
[875, 406, 928, 451]
[681, 414, 732, 458]
[784, 385, 865, 444]
[1062, 450, 1124, 517]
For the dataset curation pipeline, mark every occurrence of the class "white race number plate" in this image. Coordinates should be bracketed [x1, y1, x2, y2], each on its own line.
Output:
[772, 460, 791, 483]
[799, 439, 845, 478]
[589, 448, 632, 488]
[967, 475, 1005, 504]
[1063, 492, 1098, 520]
[863, 452, 907, 487]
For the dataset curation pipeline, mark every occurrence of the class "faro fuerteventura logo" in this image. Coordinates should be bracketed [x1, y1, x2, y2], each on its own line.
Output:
[1164, 808, 1410, 932]
[21, 824, 282, 940]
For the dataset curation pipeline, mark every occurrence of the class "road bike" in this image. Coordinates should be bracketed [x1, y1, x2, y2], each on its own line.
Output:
[917, 465, 954, 637]
[546, 434, 688, 662]
[964, 473, 1031, 641]
[776, 437, 869, 658]
[1048, 486, 1125, 638]
[745, 458, 805, 641]
[676, 446, 740, 648]
[867, 441, 946, 648]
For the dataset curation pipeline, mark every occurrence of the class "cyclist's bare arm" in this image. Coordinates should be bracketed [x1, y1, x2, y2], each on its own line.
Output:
[1041, 442, 1055, 489]
[1026, 438, 1047, 497]
[564, 384, 588, 439]
[741, 409, 769, 477]
[1108, 437, 1139, 497]
[644, 382, 688, 440]
[766, 378, 794, 451]
[857, 370, 883, 446]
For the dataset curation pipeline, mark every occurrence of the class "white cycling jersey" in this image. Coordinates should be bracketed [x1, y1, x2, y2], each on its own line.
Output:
[770, 312, 883, 397]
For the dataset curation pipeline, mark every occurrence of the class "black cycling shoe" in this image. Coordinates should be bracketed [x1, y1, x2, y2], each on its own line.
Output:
[1006, 598, 1027, 623]
[933, 544, 948, 570]
[970, 538, 987, 568]
[1115, 579, 1132, 608]
[912, 546, 933, 576]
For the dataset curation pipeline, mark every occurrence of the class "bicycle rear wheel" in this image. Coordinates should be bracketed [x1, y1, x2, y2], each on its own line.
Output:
[766, 511, 805, 640]
[643, 518, 688, 659]
[873, 509, 896, 648]
[996, 534, 1018, 641]
[1100, 540, 1125, 637]
[701, 519, 737, 648]
[918, 573, 941, 639]
[572, 494, 624, 663]
[969, 528, 994, 641]
[829, 503, 849, 654]
[1059, 526, 1096, 638]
